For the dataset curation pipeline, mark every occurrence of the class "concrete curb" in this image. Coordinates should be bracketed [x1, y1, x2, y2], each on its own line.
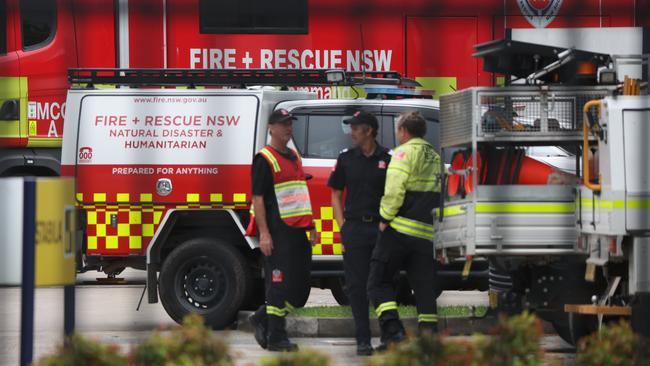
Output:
[237, 311, 556, 337]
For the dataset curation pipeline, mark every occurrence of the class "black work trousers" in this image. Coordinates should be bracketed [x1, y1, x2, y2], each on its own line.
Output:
[367, 226, 438, 325]
[264, 224, 312, 318]
[340, 220, 378, 344]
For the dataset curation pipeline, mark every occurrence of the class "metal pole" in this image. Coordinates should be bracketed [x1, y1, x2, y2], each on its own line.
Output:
[20, 180, 36, 366]
[64, 285, 75, 338]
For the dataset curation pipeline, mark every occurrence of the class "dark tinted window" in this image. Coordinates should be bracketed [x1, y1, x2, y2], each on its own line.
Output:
[291, 115, 307, 154]
[380, 116, 395, 148]
[21, 0, 56, 50]
[199, 0, 307, 34]
[0, 0, 6, 54]
[306, 115, 352, 159]
[390, 116, 440, 152]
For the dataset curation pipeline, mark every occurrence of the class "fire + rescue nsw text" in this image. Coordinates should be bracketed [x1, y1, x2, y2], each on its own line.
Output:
[94, 115, 240, 127]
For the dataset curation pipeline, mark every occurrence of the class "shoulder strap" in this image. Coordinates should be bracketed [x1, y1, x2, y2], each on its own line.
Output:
[259, 146, 281, 173]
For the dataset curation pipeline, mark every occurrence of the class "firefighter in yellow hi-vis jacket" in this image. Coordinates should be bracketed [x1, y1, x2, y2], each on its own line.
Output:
[368, 111, 441, 350]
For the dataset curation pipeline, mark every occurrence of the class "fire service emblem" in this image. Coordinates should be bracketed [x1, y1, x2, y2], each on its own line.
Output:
[517, 0, 563, 28]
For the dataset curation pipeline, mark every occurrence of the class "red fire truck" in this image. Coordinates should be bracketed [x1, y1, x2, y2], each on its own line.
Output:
[1, 0, 648, 176]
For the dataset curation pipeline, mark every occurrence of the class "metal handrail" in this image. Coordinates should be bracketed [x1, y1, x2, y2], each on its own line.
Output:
[582, 99, 602, 192]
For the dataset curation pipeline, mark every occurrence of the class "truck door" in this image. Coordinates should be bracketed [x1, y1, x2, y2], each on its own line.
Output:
[17, 0, 76, 147]
[287, 105, 382, 254]
[0, 0, 24, 149]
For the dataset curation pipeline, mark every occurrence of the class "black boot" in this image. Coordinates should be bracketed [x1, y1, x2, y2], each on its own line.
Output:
[356, 342, 374, 356]
[417, 322, 438, 336]
[267, 315, 298, 352]
[376, 318, 406, 351]
[248, 305, 268, 349]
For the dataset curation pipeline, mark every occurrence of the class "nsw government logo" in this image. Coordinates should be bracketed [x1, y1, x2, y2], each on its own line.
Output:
[517, 0, 563, 28]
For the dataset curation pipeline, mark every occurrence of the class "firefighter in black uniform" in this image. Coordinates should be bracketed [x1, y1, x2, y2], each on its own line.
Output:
[368, 111, 441, 350]
[248, 109, 315, 352]
[328, 111, 391, 356]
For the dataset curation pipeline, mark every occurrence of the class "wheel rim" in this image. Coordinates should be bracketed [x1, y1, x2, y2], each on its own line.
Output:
[175, 256, 227, 311]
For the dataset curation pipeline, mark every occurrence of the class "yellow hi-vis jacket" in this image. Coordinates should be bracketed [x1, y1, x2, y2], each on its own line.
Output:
[379, 138, 441, 240]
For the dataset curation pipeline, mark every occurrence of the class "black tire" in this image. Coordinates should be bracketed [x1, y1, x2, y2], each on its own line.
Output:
[632, 292, 650, 337]
[551, 312, 598, 346]
[329, 277, 349, 305]
[241, 278, 266, 311]
[158, 238, 251, 329]
[548, 263, 602, 346]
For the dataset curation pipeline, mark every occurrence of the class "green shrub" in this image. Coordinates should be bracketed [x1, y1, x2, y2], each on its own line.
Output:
[478, 311, 543, 366]
[131, 313, 231, 366]
[368, 333, 481, 366]
[260, 349, 330, 366]
[34, 332, 128, 366]
[576, 320, 650, 366]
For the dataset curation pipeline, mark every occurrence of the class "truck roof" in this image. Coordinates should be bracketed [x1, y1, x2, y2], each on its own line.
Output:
[277, 97, 439, 111]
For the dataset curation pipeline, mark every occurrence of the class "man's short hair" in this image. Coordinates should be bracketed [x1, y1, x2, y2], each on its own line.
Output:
[397, 111, 426, 138]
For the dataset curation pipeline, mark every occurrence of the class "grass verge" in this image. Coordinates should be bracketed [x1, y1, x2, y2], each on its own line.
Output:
[291, 305, 487, 318]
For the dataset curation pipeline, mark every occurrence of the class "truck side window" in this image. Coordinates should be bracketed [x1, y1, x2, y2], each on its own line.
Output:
[0, 0, 6, 54]
[20, 0, 56, 50]
[291, 114, 307, 155]
[391, 116, 440, 153]
[381, 115, 396, 148]
[305, 115, 352, 159]
[199, 0, 307, 34]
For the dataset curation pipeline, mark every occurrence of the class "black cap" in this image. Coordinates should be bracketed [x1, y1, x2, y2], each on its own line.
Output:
[344, 111, 378, 131]
[269, 108, 297, 124]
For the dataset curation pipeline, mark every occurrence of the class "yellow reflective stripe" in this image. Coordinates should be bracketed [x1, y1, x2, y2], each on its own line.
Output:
[391, 216, 434, 240]
[476, 202, 575, 214]
[579, 198, 624, 209]
[26, 137, 63, 148]
[267, 306, 287, 317]
[393, 216, 433, 231]
[418, 314, 438, 323]
[280, 208, 313, 218]
[580, 198, 650, 209]
[380, 205, 397, 221]
[387, 166, 410, 176]
[628, 199, 650, 209]
[275, 180, 308, 190]
[285, 301, 295, 313]
[376, 301, 398, 316]
[260, 148, 281, 173]
[412, 177, 437, 183]
[435, 205, 465, 217]
[390, 220, 434, 240]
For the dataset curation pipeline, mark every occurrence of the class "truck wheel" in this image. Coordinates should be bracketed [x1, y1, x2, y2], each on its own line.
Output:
[551, 312, 597, 346]
[158, 238, 251, 329]
[632, 292, 650, 337]
[241, 278, 266, 311]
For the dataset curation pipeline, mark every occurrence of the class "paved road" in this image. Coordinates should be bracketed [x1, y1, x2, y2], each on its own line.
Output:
[0, 270, 566, 365]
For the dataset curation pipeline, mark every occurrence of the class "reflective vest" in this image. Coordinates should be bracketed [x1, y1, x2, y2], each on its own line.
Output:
[380, 138, 441, 240]
[252, 145, 314, 230]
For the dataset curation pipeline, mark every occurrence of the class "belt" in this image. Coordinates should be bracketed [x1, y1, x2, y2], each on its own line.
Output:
[347, 215, 379, 223]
